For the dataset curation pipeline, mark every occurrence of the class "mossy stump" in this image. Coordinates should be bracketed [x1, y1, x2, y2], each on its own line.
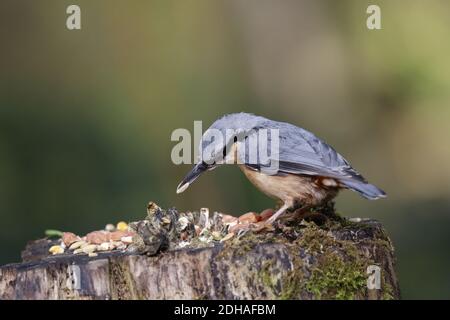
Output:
[0, 210, 400, 300]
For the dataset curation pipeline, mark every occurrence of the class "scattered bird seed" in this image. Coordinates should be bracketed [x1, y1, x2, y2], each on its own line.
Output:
[82, 244, 97, 254]
[116, 221, 128, 231]
[86, 231, 109, 244]
[98, 242, 112, 251]
[238, 212, 259, 224]
[88, 252, 98, 257]
[178, 241, 190, 248]
[49, 245, 64, 255]
[115, 243, 127, 250]
[222, 214, 238, 224]
[105, 224, 116, 232]
[111, 241, 123, 249]
[178, 217, 189, 231]
[62, 232, 81, 247]
[121, 236, 133, 244]
[211, 231, 222, 241]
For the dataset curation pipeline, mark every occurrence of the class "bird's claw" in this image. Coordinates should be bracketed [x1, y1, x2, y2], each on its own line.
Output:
[236, 227, 250, 239]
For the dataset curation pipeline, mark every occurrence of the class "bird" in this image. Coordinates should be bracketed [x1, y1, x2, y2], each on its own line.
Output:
[176, 113, 386, 224]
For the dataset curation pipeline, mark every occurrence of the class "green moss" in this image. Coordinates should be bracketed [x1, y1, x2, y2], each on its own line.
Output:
[382, 282, 395, 300]
[260, 260, 278, 290]
[293, 221, 372, 300]
[305, 253, 367, 299]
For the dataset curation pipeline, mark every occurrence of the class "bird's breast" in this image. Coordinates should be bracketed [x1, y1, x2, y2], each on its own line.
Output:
[238, 165, 338, 206]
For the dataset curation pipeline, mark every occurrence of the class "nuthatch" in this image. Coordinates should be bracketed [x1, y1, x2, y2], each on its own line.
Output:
[177, 113, 386, 224]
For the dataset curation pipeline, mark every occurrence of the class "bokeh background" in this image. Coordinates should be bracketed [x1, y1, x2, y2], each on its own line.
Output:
[1, 0, 449, 299]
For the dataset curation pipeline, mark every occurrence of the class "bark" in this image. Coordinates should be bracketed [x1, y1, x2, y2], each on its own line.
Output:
[0, 213, 400, 300]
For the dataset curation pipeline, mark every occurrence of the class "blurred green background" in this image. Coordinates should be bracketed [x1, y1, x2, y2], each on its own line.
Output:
[1, 0, 449, 299]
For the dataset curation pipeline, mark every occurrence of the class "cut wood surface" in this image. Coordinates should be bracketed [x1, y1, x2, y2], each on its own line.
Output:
[0, 203, 400, 300]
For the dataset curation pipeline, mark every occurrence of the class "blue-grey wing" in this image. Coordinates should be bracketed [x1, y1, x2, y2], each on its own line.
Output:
[253, 122, 366, 182]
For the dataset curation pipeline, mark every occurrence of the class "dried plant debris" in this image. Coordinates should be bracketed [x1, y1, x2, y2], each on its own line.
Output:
[39, 200, 345, 260]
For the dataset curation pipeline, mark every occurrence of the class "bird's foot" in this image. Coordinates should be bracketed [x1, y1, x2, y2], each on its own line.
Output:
[236, 227, 250, 239]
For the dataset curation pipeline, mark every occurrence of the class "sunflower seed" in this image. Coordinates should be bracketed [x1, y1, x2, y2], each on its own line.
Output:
[82, 244, 97, 254]
[69, 240, 86, 250]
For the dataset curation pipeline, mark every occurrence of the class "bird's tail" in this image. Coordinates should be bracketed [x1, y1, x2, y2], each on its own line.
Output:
[340, 179, 386, 200]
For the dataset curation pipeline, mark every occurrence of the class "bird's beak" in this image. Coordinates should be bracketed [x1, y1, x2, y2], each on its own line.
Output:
[176, 162, 208, 194]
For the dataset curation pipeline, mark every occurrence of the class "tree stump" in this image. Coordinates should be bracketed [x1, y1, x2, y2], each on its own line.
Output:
[0, 204, 400, 300]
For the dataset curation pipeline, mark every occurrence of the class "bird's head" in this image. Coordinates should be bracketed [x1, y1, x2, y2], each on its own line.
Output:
[176, 113, 266, 194]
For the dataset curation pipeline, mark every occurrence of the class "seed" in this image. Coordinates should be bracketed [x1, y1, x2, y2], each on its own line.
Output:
[222, 214, 238, 224]
[199, 228, 210, 237]
[62, 232, 81, 247]
[178, 241, 190, 248]
[198, 236, 210, 243]
[120, 236, 133, 244]
[110, 230, 128, 241]
[116, 221, 128, 231]
[86, 231, 111, 244]
[238, 212, 259, 224]
[98, 242, 111, 251]
[220, 233, 235, 242]
[178, 217, 189, 231]
[88, 252, 98, 257]
[69, 241, 85, 250]
[49, 245, 64, 255]
[110, 241, 122, 249]
[82, 244, 97, 254]
[115, 242, 127, 250]
[105, 223, 115, 232]
[73, 248, 84, 254]
[211, 231, 222, 241]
